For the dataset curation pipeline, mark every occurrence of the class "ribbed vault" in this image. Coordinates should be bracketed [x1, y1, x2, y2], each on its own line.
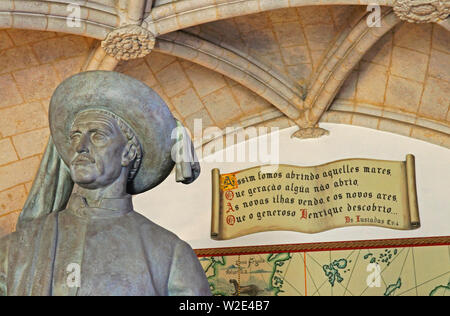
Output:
[0, 0, 448, 148]
[0, 0, 449, 235]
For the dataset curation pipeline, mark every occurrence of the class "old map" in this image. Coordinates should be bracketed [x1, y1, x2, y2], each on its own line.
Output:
[199, 245, 450, 296]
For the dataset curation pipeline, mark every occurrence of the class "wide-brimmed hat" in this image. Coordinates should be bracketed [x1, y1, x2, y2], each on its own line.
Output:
[49, 70, 177, 195]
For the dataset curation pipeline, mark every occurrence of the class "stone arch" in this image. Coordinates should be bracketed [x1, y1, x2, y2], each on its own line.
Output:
[144, 0, 392, 36]
[298, 9, 401, 128]
[0, 0, 119, 39]
[155, 31, 304, 120]
[0, 1, 448, 148]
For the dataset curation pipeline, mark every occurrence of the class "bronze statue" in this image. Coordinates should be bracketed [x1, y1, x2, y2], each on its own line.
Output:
[0, 71, 211, 296]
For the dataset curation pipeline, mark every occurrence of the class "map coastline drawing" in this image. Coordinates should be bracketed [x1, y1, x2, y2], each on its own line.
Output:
[198, 242, 450, 296]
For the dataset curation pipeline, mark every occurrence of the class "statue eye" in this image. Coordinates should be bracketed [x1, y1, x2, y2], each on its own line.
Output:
[70, 133, 81, 144]
[91, 132, 107, 143]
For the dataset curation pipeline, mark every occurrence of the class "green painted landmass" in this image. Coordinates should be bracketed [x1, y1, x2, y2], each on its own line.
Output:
[205, 256, 227, 296]
[363, 249, 397, 267]
[323, 259, 348, 287]
[267, 253, 292, 296]
[268, 253, 291, 263]
[429, 282, 450, 296]
[384, 278, 402, 296]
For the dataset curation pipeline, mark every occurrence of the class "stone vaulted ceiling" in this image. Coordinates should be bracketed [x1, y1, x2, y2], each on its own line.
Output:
[0, 0, 448, 233]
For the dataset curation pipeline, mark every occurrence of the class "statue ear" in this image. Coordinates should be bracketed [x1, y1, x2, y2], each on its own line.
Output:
[174, 120, 201, 184]
[122, 142, 137, 167]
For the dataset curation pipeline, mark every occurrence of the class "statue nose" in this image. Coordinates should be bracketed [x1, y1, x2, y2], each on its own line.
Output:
[76, 135, 90, 154]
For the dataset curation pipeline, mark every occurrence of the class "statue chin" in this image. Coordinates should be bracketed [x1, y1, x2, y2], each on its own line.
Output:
[70, 167, 100, 188]
[71, 166, 125, 191]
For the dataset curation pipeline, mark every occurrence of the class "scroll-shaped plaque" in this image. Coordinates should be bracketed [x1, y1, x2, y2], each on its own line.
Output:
[211, 155, 420, 240]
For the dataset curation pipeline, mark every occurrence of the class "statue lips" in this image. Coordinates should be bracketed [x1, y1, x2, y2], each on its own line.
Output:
[72, 154, 96, 166]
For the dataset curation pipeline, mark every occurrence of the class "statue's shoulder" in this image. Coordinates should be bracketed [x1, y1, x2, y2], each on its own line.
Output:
[13, 212, 58, 240]
[128, 211, 183, 250]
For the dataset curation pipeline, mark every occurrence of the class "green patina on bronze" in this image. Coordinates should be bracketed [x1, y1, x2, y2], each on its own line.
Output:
[0, 71, 209, 296]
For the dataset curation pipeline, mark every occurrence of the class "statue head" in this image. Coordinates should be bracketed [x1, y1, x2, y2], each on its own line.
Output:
[49, 71, 181, 195]
[17, 70, 201, 226]
[69, 109, 143, 190]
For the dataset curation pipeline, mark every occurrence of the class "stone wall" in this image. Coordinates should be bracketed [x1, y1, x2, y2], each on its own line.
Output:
[327, 23, 450, 147]
[116, 52, 279, 132]
[0, 29, 93, 235]
[187, 6, 360, 85]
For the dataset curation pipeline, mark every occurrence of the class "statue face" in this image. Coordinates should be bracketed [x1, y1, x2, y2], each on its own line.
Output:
[69, 111, 128, 189]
